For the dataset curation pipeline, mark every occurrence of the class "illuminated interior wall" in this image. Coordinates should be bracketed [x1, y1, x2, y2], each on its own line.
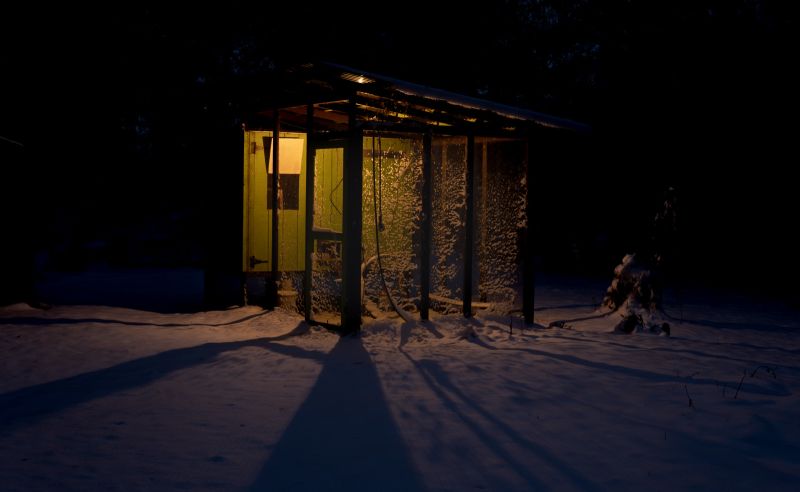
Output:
[362, 135, 423, 312]
[242, 131, 306, 273]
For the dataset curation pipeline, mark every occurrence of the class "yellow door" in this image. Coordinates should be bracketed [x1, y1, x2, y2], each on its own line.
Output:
[242, 130, 306, 273]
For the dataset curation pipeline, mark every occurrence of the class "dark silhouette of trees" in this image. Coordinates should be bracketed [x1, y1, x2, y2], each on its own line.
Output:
[3, 1, 797, 303]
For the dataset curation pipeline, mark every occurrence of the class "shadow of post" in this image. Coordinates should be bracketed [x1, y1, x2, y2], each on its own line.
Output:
[250, 336, 427, 491]
[399, 349, 598, 491]
[0, 323, 319, 431]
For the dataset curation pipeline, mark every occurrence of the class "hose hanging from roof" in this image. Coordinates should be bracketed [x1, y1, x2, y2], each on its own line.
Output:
[371, 134, 412, 322]
[378, 136, 385, 232]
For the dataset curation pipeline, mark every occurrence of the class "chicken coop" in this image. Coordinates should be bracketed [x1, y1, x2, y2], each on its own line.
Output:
[241, 63, 588, 332]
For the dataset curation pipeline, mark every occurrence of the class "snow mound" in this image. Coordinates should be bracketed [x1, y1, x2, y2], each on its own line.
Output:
[0, 303, 43, 315]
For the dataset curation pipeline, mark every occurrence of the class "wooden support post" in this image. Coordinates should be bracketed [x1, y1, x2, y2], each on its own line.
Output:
[342, 96, 363, 333]
[420, 132, 432, 320]
[304, 103, 314, 322]
[271, 110, 281, 287]
[464, 134, 475, 318]
[523, 136, 535, 325]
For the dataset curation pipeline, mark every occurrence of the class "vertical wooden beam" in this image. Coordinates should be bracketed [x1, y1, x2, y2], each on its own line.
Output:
[523, 136, 535, 325]
[480, 142, 488, 263]
[464, 134, 475, 318]
[342, 95, 363, 333]
[420, 132, 432, 320]
[476, 141, 487, 300]
[271, 109, 281, 285]
[303, 103, 314, 322]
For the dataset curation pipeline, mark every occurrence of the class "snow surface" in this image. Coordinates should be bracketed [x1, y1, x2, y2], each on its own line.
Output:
[2, 278, 799, 491]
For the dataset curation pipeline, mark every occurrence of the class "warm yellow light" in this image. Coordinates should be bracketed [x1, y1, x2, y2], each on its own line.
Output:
[341, 72, 374, 84]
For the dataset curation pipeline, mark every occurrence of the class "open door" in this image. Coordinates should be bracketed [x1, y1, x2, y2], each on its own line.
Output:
[305, 138, 346, 328]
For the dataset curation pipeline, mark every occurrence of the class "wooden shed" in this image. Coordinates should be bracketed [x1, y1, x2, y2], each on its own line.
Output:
[241, 63, 588, 333]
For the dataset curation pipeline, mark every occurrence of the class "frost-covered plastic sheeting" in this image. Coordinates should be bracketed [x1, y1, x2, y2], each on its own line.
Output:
[362, 135, 423, 314]
[431, 137, 468, 312]
[430, 137, 526, 315]
[310, 241, 342, 323]
[475, 138, 527, 313]
[305, 133, 525, 321]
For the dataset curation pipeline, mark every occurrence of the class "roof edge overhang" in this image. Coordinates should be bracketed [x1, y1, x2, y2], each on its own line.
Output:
[244, 62, 590, 136]
[324, 62, 590, 134]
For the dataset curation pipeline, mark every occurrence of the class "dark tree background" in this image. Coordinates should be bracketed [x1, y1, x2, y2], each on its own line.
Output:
[2, 1, 798, 305]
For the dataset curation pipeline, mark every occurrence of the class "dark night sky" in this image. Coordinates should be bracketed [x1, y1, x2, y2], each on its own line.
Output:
[2, 1, 799, 303]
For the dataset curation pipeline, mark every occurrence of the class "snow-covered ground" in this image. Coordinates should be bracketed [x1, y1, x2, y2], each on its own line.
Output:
[2, 277, 799, 491]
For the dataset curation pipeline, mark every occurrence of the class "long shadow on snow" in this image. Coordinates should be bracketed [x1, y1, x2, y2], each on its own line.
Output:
[0, 310, 271, 328]
[532, 328, 800, 360]
[398, 320, 444, 348]
[481, 344, 789, 397]
[681, 337, 800, 357]
[250, 335, 426, 491]
[0, 323, 320, 431]
[540, 333, 788, 368]
[399, 348, 600, 491]
[662, 310, 799, 333]
[477, 345, 799, 488]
